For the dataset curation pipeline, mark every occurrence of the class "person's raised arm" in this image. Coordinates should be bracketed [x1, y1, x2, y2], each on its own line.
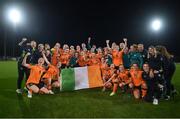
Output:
[104, 74, 116, 85]
[42, 51, 51, 65]
[22, 52, 31, 68]
[122, 38, 127, 51]
[18, 38, 27, 46]
[106, 40, 111, 49]
[88, 37, 91, 45]
[87, 37, 92, 50]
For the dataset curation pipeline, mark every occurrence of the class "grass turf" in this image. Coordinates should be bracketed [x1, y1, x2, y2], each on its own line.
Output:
[0, 61, 180, 118]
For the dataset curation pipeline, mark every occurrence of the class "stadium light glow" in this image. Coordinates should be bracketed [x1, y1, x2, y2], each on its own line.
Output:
[8, 8, 22, 24]
[151, 19, 162, 31]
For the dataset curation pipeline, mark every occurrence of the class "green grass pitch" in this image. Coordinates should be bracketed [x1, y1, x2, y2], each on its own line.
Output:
[0, 61, 180, 118]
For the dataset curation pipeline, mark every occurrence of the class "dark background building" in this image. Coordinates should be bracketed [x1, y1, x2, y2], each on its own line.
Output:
[0, 0, 180, 60]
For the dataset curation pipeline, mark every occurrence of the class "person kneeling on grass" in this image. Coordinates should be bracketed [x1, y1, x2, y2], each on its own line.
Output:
[102, 64, 117, 91]
[100, 57, 111, 91]
[22, 53, 52, 98]
[129, 63, 147, 99]
[142, 63, 159, 105]
[110, 65, 133, 96]
[41, 51, 61, 94]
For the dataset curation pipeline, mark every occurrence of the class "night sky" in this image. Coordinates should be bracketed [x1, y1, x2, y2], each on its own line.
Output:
[0, 0, 180, 60]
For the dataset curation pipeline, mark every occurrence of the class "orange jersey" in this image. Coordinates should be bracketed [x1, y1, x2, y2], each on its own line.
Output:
[109, 68, 116, 76]
[100, 62, 109, 70]
[26, 64, 45, 85]
[70, 49, 75, 55]
[102, 69, 111, 76]
[112, 50, 123, 66]
[96, 53, 103, 60]
[110, 69, 118, 82]
[118, 70, 131, 84]
[78, 56, 88, 67]
[51, 49, 60, 66]
[88, 57, 100, 66]
[130, 70, 143, 86]
[42, 64, 59, 80]
[59, 48, 63, 54]
[101, 69, 111, 79]
[103, 68, 117, 81]
[100, 62, 110, 76]
[86, 51, 92, 58]
[60, 53, 71, 65]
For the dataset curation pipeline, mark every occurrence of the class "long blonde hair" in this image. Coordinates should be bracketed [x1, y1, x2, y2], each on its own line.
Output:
[155, 45, 173, 59]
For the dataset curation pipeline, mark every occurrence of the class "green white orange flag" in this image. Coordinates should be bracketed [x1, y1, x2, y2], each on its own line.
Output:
[60, 66, 103, 91]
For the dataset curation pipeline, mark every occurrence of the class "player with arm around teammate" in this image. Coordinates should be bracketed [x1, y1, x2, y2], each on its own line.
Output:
[129, 63, 147, 99]
[103, 64, 118, 92]
[42, 52, 61, 94]
[109, 64, 133, 96]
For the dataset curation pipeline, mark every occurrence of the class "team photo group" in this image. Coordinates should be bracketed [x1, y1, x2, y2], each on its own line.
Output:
[16, 37, 177, 105]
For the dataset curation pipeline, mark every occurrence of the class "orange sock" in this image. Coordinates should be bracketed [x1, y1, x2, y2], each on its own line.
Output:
[29, 89, 33, 94]
[113, 83, 118, 93]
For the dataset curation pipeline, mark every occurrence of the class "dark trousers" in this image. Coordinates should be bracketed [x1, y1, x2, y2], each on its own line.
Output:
[154, 73, 165, 98]
[17, 62, 30, 89]
[145, 81, 160, 102]
[164, 67, 176, 96]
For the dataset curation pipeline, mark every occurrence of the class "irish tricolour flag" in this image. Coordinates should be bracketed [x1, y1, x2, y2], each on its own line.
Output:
[60, 66, 103, 91]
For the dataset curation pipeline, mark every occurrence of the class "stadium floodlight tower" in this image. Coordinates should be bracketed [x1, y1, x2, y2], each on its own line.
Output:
[3, 7, 23, 59]
[151, 19, 162, 32]
[8, 8, 22, 25]
[149, 18, 163, 45]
